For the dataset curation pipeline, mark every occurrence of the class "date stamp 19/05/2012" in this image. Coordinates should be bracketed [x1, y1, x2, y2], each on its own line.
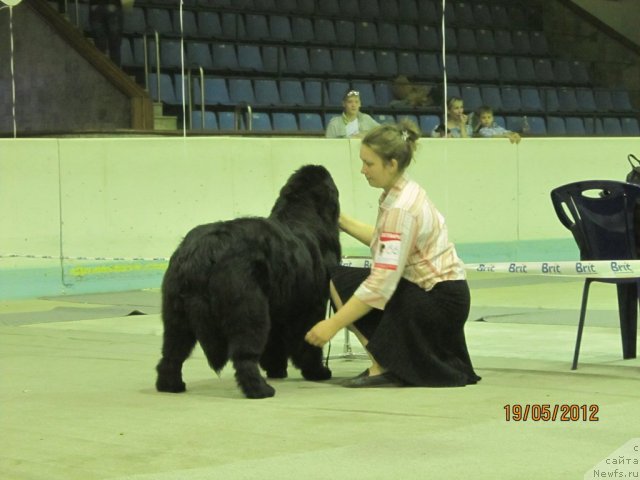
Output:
[504, 404, 600, 422]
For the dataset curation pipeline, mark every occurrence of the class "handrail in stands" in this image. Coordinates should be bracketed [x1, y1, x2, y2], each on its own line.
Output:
[154, 30, 161, 103]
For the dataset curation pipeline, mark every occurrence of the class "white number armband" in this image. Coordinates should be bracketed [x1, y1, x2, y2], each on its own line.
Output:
[374, 232, 402, 271]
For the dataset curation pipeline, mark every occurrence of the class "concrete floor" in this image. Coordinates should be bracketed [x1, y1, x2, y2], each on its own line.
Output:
[2, 272, 639, 479]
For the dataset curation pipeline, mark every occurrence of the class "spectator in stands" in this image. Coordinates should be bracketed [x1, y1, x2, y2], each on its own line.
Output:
[389, 75, 434, 108]
[89, 0, 124, 67]
[431, 97, 472, 138]
[326, 90, 380, 139]
[473, 105, 521, 144]
[306, 119, 481, 389]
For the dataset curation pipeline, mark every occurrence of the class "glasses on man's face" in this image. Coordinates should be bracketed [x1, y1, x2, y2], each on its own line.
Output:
[346, 90, 360, 97]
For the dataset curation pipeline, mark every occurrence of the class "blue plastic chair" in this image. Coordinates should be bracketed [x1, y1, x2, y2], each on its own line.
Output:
[272, 113, 298, 131]
[575, 88, 598, 113]
[245, 14, 270, 41]
[398, 24, 419, 49]
[339, 0, 360, 17]
[193, 78, 231, 106]
[279, 79, 305, 106]
[355, 21, 378, 47]
[123, 7, 146, 34]
[534, 58, 555, 83]
[197, 12, 222, 37]
[458, 55, 480, 81]
[398, 0, 418, 22]
[284, 47, 310, 74]
[147, 8, 173, 34]
[419, 115, 440, 134]
[501, 87, 521, 112]
[298, 113, 323, 132]
[530, 31, 549, 55]
[511, 30, 530, 54]
[622, 118, 640, 136]
[318, 0, 340, 15]
[457, 29, 477, 53]
[237, 45, 263, 72]
[335, 20, 355, 46]
[351, 81, 376, 107]
[332, 49, 356, 75]
[378, 23, 399, 48]
[397, 52, 419, 78]
[594, 89, 615, 112]
[454, 1, 474, 26]
[493, 30, 513, 54]
[191, 111, 218, 130]
[475, 29, 496, 53]
[325, 80, 350, 107]
[520, 87, 543, 112]
[309, 48, 333, 75]
[461, 86, 483, 112]
[418, 26, 438, 51]
[515, 58, 536, 83]
[186, 42, 213, 70]
[602, 117, 623, 136]
[173, 9, 198, 37]
[481, 85, 502, 111]
[550, 180, 640, 369]
[473, 4, 493, 27]
[228, 79, 255, 105]
[612, 90, 634, 112]
[303, 79, 323, 106]
[148, 73, 177, 105]
[373, 114, 396, 125]
[291, 17, 314, 43]
[254, 79, 280, 106]
[546, 117, 566, 136]
[269, 15, 292, 42]
[376, 51, 398, 77]
[565, 117, 586, 136]
[211, 44, 238, 71]
[314, 19, 337, 45]
[418, 53, 440, 79]
[354, 50, 377, 75]
[498, 57, 518, 83]
[558, 87, 579, 112]
[248, 112, 272, 132]
[477, 56, 499, 82]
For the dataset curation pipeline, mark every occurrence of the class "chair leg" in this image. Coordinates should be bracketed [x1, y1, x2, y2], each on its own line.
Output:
[572, 280, 592, 370]
[616, 282, 638, 359]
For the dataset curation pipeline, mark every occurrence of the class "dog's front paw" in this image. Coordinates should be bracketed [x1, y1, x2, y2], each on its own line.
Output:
[301, 366, 332, 381]
[156, 376, 186, 393]
[266, 368, 288, 379]
[242, 382, 276, 399]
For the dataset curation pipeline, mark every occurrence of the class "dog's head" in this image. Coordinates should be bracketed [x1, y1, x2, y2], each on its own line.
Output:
[271, 165, 340, 225]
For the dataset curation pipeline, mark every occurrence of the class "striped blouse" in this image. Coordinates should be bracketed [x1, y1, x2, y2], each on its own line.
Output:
[354, 173, 466, 310]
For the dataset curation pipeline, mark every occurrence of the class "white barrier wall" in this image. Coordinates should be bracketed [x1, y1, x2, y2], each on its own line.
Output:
[1, 136, 639, 298]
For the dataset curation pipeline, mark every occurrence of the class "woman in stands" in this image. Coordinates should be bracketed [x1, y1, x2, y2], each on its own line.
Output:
[431, 97, 473, 138]
[306, 120, 481, 388]
[325, 90, 380, 139]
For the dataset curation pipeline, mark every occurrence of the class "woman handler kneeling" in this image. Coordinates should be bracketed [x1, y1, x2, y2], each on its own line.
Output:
[305, 120, 481, 388]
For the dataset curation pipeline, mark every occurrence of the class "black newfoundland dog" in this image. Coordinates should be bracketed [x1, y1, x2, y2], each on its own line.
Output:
[156, 165, 341, 399]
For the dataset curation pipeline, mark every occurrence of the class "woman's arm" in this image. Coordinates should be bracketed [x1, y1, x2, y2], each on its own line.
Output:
[339, 213, 375, 246]
[305, 296, 372, 347]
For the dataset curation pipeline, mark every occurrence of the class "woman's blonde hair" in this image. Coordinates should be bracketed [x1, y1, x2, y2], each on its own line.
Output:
[362, 119, 421, 172]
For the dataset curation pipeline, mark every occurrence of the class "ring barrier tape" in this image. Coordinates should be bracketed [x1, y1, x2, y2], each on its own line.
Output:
[5, 254, 640, 279]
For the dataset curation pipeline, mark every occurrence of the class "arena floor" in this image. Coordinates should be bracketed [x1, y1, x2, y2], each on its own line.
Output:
[2, 272, 639, 479]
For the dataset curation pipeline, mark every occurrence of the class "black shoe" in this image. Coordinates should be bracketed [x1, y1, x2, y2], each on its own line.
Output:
[342, 371, 405, 388]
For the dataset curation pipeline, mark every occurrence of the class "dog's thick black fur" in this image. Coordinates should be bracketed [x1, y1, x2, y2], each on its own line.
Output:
[156, 165, 341, 399]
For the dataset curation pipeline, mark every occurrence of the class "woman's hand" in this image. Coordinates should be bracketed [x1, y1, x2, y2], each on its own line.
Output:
[305, 318, 341, 348]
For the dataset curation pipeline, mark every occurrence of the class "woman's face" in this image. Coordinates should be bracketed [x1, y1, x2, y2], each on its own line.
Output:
[449, 100, 464, 119]
[343, 95, 361, 116]
[360, 144, 397, 191]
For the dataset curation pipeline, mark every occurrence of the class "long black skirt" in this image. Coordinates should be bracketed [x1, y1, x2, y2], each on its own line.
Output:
[331, 266, 481, 387]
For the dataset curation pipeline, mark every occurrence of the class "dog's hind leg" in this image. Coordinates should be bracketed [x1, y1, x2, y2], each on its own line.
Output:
[291, 308, 332, 381]
[156, 305, 197, 393]
[225, 295, 275, 399]
[260, 323, 289, 379]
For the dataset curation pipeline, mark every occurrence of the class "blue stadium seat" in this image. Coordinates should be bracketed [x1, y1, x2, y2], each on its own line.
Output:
[444, 84, 461, 101]
[197, 12, 222, 38]
[594, 89, 615, 112]
[374, 81, 393, 106]
[351, 81, 376, 107]
[123, 7, 146, 34]
[507, 116, 545, 135]
[359, 0, 380, 19]
[457, 29, 477, 53]
[218, 111, 242, 130]
[498, 57, 518, 83]
[354, 50, 377, 75]
[490, 5, 510, 28]
[333, 49, 356, 75]
[378, 23, 399, 48]
[418, 53, 440, 79]
[461, 86, 483, 112]
[254, 0, 276, 10]
[419, 115, 440, 134]
[326, 80, 350, 106]
[557, 87, 579, 112]
[481, 85, 502, 111]
[473, 4, 493, 27]
[186, 42, 213, 69]
[249, 112, 272, 132]
[272, 112, 298, 131]
[520, 87, 543, 112]
[397, 24, 419, 49]
[173, 9, 198, 37]
[379, 0, 399, 20]
[237, 45, 263, 72]
[318, 0, 340, 15]
[398, 0, 418, 22]
[397, 52, 419, 78]
[501, 87, 521, 112]
[373, 114, 396, 125]
[418, 1, 437, 23]
[245, 14, 270, 41]
[444, 27, 457, 51]
[515, 58, 536, 83]
[279, 79, 306, 106]
[493, 30, 513, 54]
[534, 59, 554, 84]
[584, 117, 602, 135]
[621, 118, 640, 136]
[211, 43, 238, 71]
[303, 79, 323, 106]
[376, 51, 398, 77]
[269, 15, 292, 42]
[148, 73, 177, 104]
[570, 60, 591, 84]
[543, 87, 560, 112]
[475, 29, 496, 53]
[477, 56, 499, 82]
[612, 90, 634, 112]
[418, 26, 439, 51]
[309, 48, 333, 75]
[602, 117, 623, 136]
[315, 19, 337, 45]
[553, 60, 573, 85]
[511, 30, 530, 54]
[291, 17, 314, 43]
[494, 115, 506, 128]
[284, 47, 311, 74]
[355, 21, 378, 47]
[275, 0, 297, 12]
[547, 117, 566, 135]
[565, 117, 586, 136]
[146, 8, 173, 34]
[335, 20, 355, 46]
[530, 31, 549, 55]
[296, 0, 315, 15]
[575, 88, 598, 112]
[458, 55, 480, 81]
[120, 38, 136, 67]
[443, 54, 460, 81]
[261, 46, 284, 74]
[160, 40, 183, 69]
[298, 113, 324, 131]
[191, 111, 218, 130]
[454, 1, 474, 26]
[254, 79, 280, 106]
[228, 78, 255, 105]
[221, 13, 243, 39]
[193, 77, 231, 106]
[338, 0, 360, 17]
